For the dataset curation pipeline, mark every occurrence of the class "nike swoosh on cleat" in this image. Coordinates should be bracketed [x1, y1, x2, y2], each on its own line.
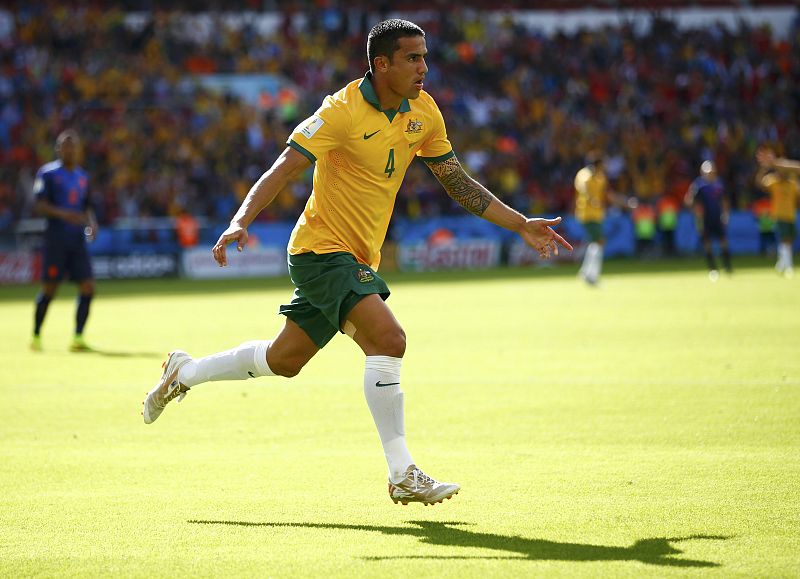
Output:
[375, 381, 400, 387]
[363, 130, 381, 139]
[248, 371, 255, 378]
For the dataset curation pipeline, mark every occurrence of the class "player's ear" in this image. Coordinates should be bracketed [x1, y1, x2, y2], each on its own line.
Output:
[374, 55, 390, 73]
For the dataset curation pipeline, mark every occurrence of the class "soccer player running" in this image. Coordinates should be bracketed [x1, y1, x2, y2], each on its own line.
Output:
[684, 160, 732, 281]
[756, 147, 800, 277]
[31, 130, 98, 352]
[574, 152, 610, 285]
[143, 20, 572, 505]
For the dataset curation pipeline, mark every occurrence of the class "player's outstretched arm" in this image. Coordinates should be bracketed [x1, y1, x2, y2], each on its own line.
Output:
[757, 147, 800, 173]
[213, 147, 311, 266]
[424, 155, 572, 259]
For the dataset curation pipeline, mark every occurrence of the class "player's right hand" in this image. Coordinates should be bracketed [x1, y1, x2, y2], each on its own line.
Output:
[212, 223, 248, 267]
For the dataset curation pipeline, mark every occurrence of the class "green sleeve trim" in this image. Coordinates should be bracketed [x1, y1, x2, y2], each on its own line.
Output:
[418, 150, 455, 163]
[287, 139, 317, 163]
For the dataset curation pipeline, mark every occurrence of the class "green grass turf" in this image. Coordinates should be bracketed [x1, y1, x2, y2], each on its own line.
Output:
[1, 257, 799, 577]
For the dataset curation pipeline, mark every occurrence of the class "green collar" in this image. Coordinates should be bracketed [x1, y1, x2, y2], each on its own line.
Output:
[359, 72, 411, 122]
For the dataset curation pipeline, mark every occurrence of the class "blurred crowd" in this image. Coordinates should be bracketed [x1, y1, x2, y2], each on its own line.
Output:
[1, 3, 799, 234]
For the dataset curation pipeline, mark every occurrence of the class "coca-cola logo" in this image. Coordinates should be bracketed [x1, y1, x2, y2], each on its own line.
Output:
[0, 252, 39, 284]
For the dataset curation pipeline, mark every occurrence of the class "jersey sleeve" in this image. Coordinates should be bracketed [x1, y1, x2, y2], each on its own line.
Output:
[286, 94, 350, 163]
[416, 98, 454, 162]
[32, 168, 52, 203]
[761, 173, 778, 191]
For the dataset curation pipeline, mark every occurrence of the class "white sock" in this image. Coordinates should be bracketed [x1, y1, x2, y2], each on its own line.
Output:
[580, 243, 596, 276]
[583, 242, 603, 280]
[363, 355, 414, 483]
[777, 244, 786, 271]
[592, 244, 604, 279]
[178, 340, 275, 387]
[780, 243, 793, 270]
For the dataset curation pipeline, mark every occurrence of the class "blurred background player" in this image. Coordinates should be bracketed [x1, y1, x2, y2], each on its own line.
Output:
[31, 130, 98, 352]
[756, 148, 800, 277]
[574, 152, 610, 285]
[684, 160, 732, 281]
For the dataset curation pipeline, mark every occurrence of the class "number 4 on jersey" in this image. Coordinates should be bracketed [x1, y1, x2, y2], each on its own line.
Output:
[384, 148, 395, 178]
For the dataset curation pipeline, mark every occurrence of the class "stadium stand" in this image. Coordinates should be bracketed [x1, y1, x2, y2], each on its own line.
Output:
[0, 3, 798, 270]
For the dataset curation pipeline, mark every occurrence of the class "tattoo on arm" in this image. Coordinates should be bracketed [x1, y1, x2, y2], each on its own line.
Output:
[425, 156, 492, 216]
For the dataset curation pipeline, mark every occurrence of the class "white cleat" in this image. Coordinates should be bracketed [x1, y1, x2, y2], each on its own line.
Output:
[388, 464, 460, 506]
[142, 350, 192, 424]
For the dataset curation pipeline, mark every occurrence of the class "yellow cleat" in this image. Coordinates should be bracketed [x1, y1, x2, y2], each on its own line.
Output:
[30, 336, 43, 352]
[69, 335, 93, 352]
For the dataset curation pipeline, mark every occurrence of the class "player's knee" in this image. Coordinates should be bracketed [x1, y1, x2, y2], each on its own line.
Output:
[378, 327, 406, 358]
[267, 353, 307, 378]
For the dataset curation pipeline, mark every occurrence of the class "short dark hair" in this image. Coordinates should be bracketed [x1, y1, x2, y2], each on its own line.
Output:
[366, 19, 425, 74]
[56, 129, 80, 147]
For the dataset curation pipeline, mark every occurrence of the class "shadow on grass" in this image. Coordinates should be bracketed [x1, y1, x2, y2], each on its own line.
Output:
[70, 348, 162, 358]
[188, 519, 728, 567]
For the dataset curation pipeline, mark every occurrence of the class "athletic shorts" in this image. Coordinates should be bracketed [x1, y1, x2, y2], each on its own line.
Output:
[41, 241, 93, 283]
[279, 251, 390, 348]
[776, 220, 796, 241]
[700, 218, 725, 241]
[582, 221, 604, 243]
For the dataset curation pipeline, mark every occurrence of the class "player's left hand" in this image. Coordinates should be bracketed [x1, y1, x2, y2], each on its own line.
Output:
[212, 222, 249, 267]
[518, 217, 573, 259]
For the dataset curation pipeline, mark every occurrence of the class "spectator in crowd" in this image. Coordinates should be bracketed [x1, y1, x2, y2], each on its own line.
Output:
[656, 195, 680, 256]
[0, 6, 798, 243]
[751, 196, 775, 256]
[175, 207, 200, 248]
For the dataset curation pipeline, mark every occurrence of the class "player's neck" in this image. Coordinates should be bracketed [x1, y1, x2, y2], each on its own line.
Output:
[371, 79, 403, 112]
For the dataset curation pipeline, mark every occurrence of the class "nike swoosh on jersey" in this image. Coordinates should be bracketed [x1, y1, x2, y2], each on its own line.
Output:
[375, 381, 400, 387]
[363, 130, 381, 139]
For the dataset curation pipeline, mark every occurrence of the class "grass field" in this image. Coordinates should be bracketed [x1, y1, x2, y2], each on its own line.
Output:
[1, 258, 799, 578]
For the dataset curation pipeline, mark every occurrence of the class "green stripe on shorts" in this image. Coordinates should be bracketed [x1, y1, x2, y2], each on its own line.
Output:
[279, 252, 390, 348]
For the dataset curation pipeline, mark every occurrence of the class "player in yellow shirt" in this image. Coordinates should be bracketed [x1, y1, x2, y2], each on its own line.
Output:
[575, 153, 611, 285]
[143, 19, 572, 505]
[757, 148, 800, 277]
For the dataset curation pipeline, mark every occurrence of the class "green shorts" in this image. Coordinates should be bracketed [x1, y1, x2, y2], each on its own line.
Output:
[279, 251, 390, 348]
[582, 221, 604, 243]
[776, 220, 796, 241]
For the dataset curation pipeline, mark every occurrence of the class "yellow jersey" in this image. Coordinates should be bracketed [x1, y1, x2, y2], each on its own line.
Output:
[286, 73, 454, 269]
[762, 173, 799, 222]
[574, 166, 608, 223]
